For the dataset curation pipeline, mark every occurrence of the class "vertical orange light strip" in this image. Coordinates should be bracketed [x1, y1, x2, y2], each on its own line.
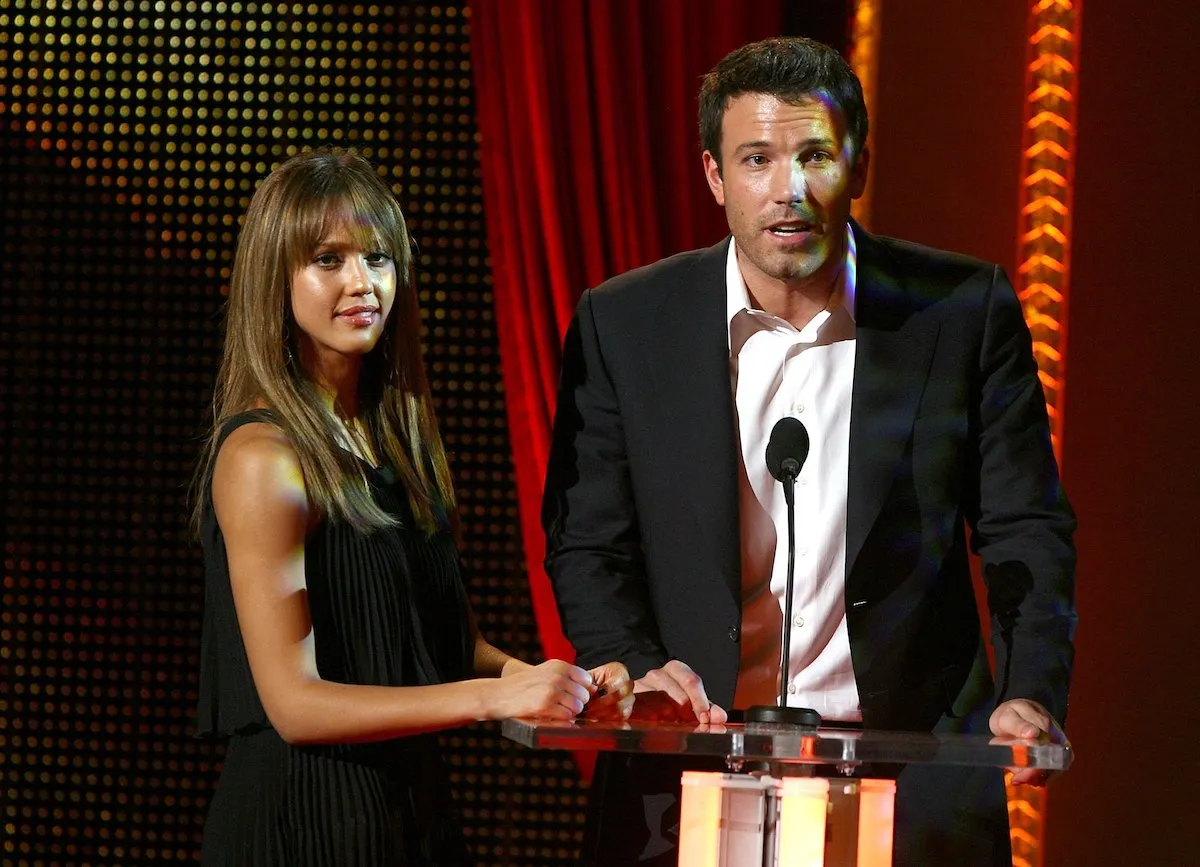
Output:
[1018, 0, 1083, 465]
[848, 0, 881, 228]
[1011, 2, 1082, 866]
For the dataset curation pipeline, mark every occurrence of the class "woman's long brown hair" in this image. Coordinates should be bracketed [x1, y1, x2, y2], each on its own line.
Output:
[191, 149, 455, 534]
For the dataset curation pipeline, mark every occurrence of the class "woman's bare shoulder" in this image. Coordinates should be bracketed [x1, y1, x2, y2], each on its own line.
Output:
[212, 419, 308, 520]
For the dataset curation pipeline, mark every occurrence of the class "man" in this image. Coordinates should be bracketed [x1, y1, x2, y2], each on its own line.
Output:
[543, 37, 1076, 866]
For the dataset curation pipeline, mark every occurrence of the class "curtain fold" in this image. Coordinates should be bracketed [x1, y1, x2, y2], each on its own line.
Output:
[469, 0, 786, 699]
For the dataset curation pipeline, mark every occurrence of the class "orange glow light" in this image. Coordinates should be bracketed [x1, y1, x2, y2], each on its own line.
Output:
[679, 772, 769, 865]
[857, 778, 897, 867]
[776, 777, 829, 867]
[848, 0, 881, 228]
[679, 772, 724, 867]
[1010, 1, 1083, 865]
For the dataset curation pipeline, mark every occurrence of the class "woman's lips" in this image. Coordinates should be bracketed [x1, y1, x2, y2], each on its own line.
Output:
[337, 307, 379, 327]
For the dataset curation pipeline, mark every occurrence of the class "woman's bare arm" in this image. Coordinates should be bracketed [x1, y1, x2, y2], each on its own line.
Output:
[213, 421, 594, 745]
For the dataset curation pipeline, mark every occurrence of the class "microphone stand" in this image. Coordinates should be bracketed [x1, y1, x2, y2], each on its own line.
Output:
[744, 457, 821, 729]
[778, 458, 799, 709]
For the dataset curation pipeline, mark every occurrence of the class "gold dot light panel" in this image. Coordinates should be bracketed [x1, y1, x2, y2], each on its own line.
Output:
[0, 3, 586, 865]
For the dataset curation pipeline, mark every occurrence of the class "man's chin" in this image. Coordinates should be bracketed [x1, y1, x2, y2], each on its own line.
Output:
[735, 237, 829, 283]
[762, 256, 824, 284]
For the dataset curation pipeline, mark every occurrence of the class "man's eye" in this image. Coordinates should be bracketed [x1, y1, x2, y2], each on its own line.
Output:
[746, 155, 767, 167]
[806, 151, 832, 164]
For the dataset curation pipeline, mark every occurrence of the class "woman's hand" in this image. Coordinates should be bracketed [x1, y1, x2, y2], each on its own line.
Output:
[483, 659, 595, 721]
[579, 661, 636, 721]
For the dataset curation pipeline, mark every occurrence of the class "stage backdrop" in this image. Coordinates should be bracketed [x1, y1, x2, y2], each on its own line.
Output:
[0, 3, 583, 865]
[0, 2, 847, 865]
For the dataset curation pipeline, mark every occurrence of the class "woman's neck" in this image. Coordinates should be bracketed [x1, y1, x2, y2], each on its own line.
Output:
[300, 343, 362, 418]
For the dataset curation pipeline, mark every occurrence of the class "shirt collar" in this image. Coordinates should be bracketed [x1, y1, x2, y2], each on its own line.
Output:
[726, 224, 858, 353]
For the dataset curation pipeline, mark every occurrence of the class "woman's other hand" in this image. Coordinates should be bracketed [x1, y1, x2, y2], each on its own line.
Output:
[485, 659, 595, 721]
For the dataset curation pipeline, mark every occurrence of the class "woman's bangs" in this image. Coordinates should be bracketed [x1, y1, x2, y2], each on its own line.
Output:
[338, 185, 408, 263]
[277, 166, 410, 277]
[281, 192, 339, 272]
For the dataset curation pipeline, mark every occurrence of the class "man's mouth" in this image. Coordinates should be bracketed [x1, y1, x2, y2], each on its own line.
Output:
[766, 222, 815, 236]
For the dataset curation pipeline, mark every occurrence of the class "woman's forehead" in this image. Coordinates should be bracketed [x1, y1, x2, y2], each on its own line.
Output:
[313, 202, 389, 245]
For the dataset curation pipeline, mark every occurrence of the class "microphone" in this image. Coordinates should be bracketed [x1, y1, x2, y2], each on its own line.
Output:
[745, 417, 822, 729]
[766, 416, 810, 485]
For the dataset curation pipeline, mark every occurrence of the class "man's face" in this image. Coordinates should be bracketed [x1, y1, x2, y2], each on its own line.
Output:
[703, 93, 867, 292]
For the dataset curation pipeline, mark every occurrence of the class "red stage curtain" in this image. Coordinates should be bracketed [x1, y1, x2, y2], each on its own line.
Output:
[468, 0, 784, 686]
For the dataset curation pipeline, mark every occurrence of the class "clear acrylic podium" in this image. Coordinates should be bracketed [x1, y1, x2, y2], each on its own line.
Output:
[502, 718, 1072, 867]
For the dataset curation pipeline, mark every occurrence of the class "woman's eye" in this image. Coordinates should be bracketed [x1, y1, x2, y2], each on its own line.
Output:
[314, 253, 340, 267]
[366, 252, 392, 266]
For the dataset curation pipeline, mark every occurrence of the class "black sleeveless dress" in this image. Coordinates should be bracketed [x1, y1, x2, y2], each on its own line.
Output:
[195, 411, 474, 866]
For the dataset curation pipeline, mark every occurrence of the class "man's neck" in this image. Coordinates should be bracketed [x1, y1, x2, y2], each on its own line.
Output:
[739, 249, 846, 332]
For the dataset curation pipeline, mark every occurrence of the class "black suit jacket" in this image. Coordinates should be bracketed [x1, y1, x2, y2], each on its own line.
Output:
[543, 225, 1076, 735]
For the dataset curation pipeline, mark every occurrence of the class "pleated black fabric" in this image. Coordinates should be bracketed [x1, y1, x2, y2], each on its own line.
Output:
[195, 410, 474, 866]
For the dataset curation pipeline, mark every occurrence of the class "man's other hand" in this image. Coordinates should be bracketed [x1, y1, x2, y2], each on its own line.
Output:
[989, 698, 1068, 787]
[633, 659, 728, 725]
[580, 661, 636, 721]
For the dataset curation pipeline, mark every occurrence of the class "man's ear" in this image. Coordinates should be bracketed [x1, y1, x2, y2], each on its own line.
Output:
[702, 150, 725, 207]
[850, 145, 870, 200]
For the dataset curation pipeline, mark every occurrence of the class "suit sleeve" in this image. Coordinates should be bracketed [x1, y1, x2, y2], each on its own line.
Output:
[541, 289, 670, 676]
[969, 265, 1078, 725]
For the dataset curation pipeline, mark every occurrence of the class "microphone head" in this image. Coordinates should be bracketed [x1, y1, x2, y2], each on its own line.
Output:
[765, 417, 810, 482]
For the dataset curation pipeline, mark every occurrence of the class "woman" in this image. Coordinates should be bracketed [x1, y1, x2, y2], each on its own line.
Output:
[192, 149, 630, 866]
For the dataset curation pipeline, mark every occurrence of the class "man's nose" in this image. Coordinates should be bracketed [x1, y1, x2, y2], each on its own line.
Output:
[772, 160, 807, 204]
[788, 160, 807, 204]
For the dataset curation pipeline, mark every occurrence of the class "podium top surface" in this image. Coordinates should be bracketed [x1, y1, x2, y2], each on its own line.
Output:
[501, 718, 1072, 771]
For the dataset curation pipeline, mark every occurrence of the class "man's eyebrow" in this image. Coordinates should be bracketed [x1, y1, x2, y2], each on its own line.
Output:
[731, 139, 772, 156]
[731, 136, 839, 156]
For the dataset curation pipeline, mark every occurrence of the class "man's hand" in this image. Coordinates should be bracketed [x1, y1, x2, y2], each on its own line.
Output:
[579, 661, 636, 721]
[633, 659, 728, 725]
[989, 698, 1068, 787]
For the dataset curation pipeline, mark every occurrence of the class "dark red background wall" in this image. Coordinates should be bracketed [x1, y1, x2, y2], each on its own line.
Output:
[871, 2, 1200, 863]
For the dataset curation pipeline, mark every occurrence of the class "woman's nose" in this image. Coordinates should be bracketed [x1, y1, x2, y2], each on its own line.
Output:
[347, 258, 371, 293]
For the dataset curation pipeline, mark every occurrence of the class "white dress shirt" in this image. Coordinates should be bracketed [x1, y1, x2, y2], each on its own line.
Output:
[727, 228, 862, 721]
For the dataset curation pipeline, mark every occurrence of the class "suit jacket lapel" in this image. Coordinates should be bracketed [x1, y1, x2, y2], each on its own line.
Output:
[650, 239, 743, 603]
[643, 229, 941, 606]
[846, 226, 941, 582]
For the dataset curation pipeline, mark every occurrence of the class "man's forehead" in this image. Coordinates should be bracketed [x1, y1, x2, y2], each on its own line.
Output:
[722, 92, 847, 139]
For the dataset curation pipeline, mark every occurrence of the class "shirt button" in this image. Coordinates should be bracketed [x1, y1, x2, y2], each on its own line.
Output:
[799, 477, 809, 487]
[794, 403, 805, 414]
[728, 625, 740, 643]
[794, 616, 805, 628]
[787, 684, 797, 695]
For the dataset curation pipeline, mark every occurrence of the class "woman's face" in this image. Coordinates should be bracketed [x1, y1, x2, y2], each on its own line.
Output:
[289, 218, 397, 368]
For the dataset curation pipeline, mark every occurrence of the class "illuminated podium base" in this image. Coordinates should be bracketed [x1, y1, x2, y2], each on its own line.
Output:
[680, 772, 894, 867]
[502, 718, 1070, 867]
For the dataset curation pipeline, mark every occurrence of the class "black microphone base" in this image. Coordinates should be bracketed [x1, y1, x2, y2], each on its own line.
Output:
[743, 704, 821, 729]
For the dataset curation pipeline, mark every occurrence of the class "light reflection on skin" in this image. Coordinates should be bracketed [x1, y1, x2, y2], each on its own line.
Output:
[787, 91, 858, 219]
[790, 159, 807, 205]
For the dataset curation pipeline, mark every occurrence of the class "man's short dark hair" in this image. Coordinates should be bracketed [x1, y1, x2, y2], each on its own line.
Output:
[699, 37, 868, 171]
